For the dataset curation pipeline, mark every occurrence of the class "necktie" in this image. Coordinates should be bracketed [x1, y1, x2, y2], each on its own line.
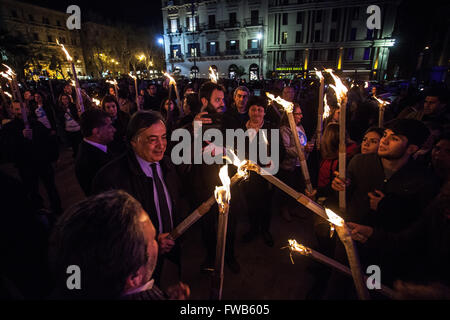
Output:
[150, 163, 172, 233]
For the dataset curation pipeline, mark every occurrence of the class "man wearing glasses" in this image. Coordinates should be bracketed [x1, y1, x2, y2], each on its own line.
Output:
[92, 110, 185, 287]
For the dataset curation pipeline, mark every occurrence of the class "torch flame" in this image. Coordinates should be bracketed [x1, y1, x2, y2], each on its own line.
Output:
[364, 81, 369, 89]
[92, 98, 101, 106]
[70, 80, 76, 87]
[223, 149, 251, 179]
[265, 92, 294, 113]
[4, 92, 12, 98]
[323, 95, 330, 119]
[56, 39, 73, 62]
[209, 67, 218, 84]
[287, 239, 312, 256]
[0, 72, 12, 81]
[214, 165, 231, 207]
[128, 72, 136, 80]
[373, 96, 390, 109]
[163, 72, 176, 85]
[324, 69, 348, 106]
[314, 68, 324, 81]
[2, 64, 16, 77]
[106, 79, 117, 86]
[325, 208, 344, 227]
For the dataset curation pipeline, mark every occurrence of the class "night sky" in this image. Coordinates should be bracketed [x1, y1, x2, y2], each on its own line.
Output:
[19, 0, 163, 29]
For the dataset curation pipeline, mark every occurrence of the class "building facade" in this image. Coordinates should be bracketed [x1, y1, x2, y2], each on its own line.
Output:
[162, 0, 400, 81]
[0, 0, 86, 79]
[161, 0, 269, 80]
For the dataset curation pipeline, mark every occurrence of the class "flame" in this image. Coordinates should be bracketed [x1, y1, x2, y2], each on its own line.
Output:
[265, 92, 294, 113]
[364, 81, 369, 89]
[214, 165, 231, 207]
[163, 72, 176, 85]
[209, 67, 218, 83]
[323, 95, 330, 119]
[92, 98, 101, 106]
[224, 149, 250, 179]
[70, 80, 76, 87]
[324, 69, 348, 106]
[2, 64, 16, 77]
[128, 72, 136, 80]
[4, 92, 12, 98]
[56, 39, 73, 62]
[287, 239, 312, 256]
[325, 208, 344, 227]
[0, 72, 12, 81]
[373, 96, 390, 109]
[314, 68, 324, 81]
[106, 79, 117, 86]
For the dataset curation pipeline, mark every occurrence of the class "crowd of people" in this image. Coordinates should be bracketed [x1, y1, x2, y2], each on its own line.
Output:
[0, 74, 449, 300]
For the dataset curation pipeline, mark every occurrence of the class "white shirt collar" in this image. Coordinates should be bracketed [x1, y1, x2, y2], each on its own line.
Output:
[84, 138, 107, 153]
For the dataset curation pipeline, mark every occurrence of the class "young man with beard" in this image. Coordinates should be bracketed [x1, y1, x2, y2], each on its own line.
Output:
[190, 82, 241, 274]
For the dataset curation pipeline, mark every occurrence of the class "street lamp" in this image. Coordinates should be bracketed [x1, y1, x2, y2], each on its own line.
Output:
[257, 32, 263, 80]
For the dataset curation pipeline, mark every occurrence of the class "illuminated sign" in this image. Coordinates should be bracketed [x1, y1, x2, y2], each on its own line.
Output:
[276, 67, 303, 71]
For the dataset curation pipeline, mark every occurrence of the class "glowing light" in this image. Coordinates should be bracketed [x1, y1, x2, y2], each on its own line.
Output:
[324, 69, 348, 106]
[214, 165, 231, 208]
[373, 96, 390, 109]
[265, 92, 294, 113]
[323, 95, 330, 119]
[92, 98, 101, 106]
[163, 72, 176, 85]
[209, 66, 218, 83]
[128, 72, 136, 80]
[56, 39, 73, 62]
[325, 208, 344, 227]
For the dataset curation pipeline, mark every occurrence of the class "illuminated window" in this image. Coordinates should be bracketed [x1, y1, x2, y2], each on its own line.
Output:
[281, 32, 287, 44]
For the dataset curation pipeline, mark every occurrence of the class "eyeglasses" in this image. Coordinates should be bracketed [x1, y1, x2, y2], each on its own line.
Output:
[137, 134, 167, 145]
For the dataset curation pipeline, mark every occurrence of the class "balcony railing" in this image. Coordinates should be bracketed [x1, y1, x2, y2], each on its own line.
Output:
[168, 54, 184, 61]
[183, 26, 202, 33]
[202, 23, 221, 31]
[245, 49, 262, 55]
[244, 18, 264, 27]
[224, 50, 241, 56]
[205, 51, 221, 57]
[222, 21, 240, 29]
[166, 28, 183, 34]
[185, 52, 201, 58]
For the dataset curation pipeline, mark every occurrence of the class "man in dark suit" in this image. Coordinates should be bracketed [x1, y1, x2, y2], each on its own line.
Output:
[92, 110, 186, 285]
[75, 109, 116, 196]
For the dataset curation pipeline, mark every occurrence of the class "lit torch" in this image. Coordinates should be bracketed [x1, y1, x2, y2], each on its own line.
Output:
[324, 69, 348, 212]
[315, 69, 325, 149]
[373, 96, 390, 128]
[2, 64, 29, 128]
[323, 95, 330, 119]
[92, 98, 101, 107]
[284, 239, 394, 299]
[168, 151, 249, 242]
[128, 72, 140, 110]
[265, 92, 313, 194]
[163, 72, 183, 116]
[227, 150, 328, 221]
[57, 39, 84, 113]
[106, 79, 119, 98]
[325, 208, 370, 300]
[209, 66, 219, 84]
[210, 165, 231, 300]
